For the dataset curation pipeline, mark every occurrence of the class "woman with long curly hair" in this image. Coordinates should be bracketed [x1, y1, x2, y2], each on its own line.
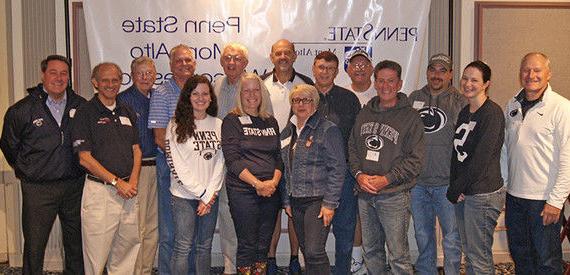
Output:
[165, 74, 225, 274]
[221, 73, 283, 274]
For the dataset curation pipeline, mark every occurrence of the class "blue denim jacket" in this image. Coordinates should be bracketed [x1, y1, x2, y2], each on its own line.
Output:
[280, 112, 346, 209]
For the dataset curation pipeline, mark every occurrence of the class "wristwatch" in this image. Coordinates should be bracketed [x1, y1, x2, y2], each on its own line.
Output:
[110, 177, 118, 186]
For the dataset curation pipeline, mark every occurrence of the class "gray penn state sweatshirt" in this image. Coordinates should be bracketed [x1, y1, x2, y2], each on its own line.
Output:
[408, 85, 467, 186]
[348, 93, 425, 195]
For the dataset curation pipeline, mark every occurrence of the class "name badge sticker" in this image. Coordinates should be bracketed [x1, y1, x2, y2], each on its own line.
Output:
[238, 115, 252, 125]
[119, 116, 132, 126]
[365, 150, 380, 162]
[412, 101, 425, 109]
[281, 136, 291, 149]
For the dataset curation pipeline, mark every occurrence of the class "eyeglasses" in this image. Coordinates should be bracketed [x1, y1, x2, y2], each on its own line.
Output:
[351, 63, 371, 70]
[316, 65, 337, 72]
[222, 55, 245, 63]
[291, 98, 314, 104]
[134, 71, 155, 78]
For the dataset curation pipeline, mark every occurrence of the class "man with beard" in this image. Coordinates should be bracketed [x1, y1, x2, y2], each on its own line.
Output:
[408, 53, 465, 275]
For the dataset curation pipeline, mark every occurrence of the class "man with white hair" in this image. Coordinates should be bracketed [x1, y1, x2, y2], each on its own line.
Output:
[214, 42, 249, 275]
[148, 44, 197, 275]
[503, 52, 570, 274]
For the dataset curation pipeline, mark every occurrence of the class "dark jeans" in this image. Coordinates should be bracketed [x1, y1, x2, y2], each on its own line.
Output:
[227, 187, 281, 267]
[291, 196, 331, 275]
[21, 177, 84, 275]
[331, 172, 357, 275]
[505, 193, 563, 275]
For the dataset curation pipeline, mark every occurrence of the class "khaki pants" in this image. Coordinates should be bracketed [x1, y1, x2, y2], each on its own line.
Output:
[134, 165, 159, 275]
[81, 178, 140, 275]
[217, 181, 238, 273]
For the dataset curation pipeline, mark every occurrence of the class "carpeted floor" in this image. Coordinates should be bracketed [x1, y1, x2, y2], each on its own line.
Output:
[0, 262, 517, 274]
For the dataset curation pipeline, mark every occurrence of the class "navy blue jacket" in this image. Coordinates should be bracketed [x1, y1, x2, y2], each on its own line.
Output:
[0, 84, 86, 183]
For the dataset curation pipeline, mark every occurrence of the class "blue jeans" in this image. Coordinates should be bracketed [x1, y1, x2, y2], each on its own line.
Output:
[156, 151, 195, 274]
[291, 196, 331, 275]
[411, 184, 461, 275]
[171, 196, 219, 275]
[331, 172, 357, 275]
[505, 193, 563, 275]
[455, 187, 505, 275]
[359, 191, 413, 275]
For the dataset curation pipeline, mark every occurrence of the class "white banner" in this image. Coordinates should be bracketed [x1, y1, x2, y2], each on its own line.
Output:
[83, 0, 430, 93]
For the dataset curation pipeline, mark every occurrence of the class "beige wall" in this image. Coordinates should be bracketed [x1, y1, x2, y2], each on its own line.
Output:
[460, 0, 570, 108]
[0, 0, 11, 263]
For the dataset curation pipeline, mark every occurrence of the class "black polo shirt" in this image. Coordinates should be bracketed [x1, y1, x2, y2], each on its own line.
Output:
[72, 95, 139, 178]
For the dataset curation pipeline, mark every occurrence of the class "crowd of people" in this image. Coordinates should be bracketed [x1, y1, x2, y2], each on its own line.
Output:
[1, 39, 569, 275]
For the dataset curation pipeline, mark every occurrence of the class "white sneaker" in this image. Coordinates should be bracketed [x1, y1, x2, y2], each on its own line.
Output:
[351, 257, 366, 274]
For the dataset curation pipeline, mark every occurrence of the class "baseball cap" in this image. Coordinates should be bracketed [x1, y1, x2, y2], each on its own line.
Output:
[428, 53, 452, 71]
[348, 49, 372, 63]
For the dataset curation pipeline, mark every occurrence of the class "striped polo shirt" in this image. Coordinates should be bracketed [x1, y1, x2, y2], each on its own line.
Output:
[148, 78, 181, 129]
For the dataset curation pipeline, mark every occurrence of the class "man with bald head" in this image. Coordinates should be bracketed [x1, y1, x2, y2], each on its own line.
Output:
[503, 52, 570, 274]
[72, 62, 142, 274]
[212, 42, 249, 275]
[148, 44, 197, 274]
[263, 39, 313, 130]
[261, 39, 313, 274]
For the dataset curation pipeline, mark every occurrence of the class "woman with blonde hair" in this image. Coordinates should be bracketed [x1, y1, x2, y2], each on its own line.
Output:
[221, 73, 283, 274]
[280, 84, 346, 275]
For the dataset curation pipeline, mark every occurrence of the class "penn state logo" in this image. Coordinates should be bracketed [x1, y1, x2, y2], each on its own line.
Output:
[202, 149, 215, 160]
[32, 118, 44, 127]
[418, 107, 447, 134]
[365, 135, 383, 150]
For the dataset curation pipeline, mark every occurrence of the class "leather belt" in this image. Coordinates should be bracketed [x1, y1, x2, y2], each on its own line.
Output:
[142, 159, 156, 166]
[87, 174, 130, 185]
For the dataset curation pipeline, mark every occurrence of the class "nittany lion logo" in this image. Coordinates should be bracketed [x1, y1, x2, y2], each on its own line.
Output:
[418, 107, 447, 134]
[365, 135, 384, 150]
[201, 149, 216, 160]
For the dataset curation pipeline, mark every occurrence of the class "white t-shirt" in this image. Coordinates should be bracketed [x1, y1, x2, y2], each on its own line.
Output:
[264, 75, 311, 132]
[166, 115, 225, 203]
[345, 84, 376, 107]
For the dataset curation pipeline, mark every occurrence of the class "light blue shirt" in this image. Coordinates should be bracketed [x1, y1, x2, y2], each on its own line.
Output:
[148, 78, 181, 129]
[46, 91, 67, 126]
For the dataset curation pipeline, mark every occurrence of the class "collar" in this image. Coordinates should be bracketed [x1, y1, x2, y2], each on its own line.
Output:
[92, 95, 120, 114]
[45, 90, 67, 106]
[290, 111, 319, 130]
[515, 84, 549, 103]
[130, 85, 153, 99]
[223, 76, 240, 88]
[167, 77, 182, 93]
[271, 69, 298, 83]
